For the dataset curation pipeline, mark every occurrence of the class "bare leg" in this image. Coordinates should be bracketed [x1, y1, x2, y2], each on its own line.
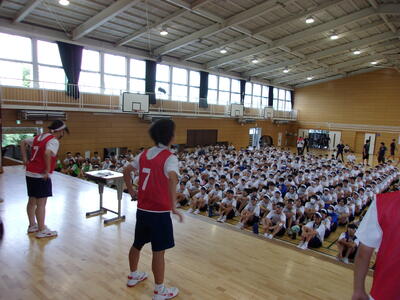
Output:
[27, 197, 37, 226]
[152, 250, 165, 285]
[35, 197, 47, 231]
[129, 246, 141, 272]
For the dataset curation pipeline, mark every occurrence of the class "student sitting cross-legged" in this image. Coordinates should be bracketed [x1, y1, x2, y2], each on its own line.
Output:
[261, 202, 286, 239]
[336, 223, 359, 264]
[236, 197, 258, 229]
[216, 189, 236, 223]
[188, 187, 209, 214]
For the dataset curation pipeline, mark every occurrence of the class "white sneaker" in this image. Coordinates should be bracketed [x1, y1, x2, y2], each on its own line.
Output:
[35, 227, 57, 239]
[221, 216, 227, 223]
[187, 208, 194, 213]
[27, 224, 39, 233]
[264, 233, 269, 238]
[301, 242, 308, 250]
[216, 216, 222, 222]
[153, 286, 179, 300]
[343, 257, 349, 264]
[268, 234, 273, 239]
[194, 209, 200, 215]
[176, 203, 181, 208]
[127, 271, 148, 287]
[235, 211, 240, 217]
[297, 242, 304, 249]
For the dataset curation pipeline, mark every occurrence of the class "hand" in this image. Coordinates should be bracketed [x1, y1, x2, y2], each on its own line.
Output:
[129, 189, 137, 201]
[43, 172, 49, 181]
[172, 208, 184, 223]
[352, 290, 369, 300]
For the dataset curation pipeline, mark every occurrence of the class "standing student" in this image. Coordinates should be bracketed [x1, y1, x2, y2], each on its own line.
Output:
[123, 119, 183, 300]
[352, 191, 400, 300]
[20, 120, 69, 238]
[377, 142, 387, 164]
[336, 142, 345, 162]
[389, 139, 396, 161]
[362, 140, 370, 166]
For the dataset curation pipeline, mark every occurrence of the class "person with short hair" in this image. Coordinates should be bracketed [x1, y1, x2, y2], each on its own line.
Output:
[237, 197, 258, 229]
[262, 202, 286, 239]
[336, 224, 359, 264]
[298, 212, 325, 250]
[389, 139, 396, 160]
[362, 140, 370, 166]
[123, 119, 182, 300]
[20, 120, 69, 238]
[189, 187, 209, 214]
[377, 142, 387, 164]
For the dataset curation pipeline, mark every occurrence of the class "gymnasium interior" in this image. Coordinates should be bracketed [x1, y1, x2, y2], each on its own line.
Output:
[1, 0, 400, 299]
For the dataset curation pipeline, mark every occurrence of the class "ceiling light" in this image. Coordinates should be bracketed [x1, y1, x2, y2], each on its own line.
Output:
[220, 48, 227, 54]
[307, 76, 313, 80]
[353, 50, 361, 55]
[59, 0, 70, 5]
[160, 27, 168, 36]
[252, 59, 259, 64]
[283, 68, 289, 73]
[305, 17, 315, 24]
[371, 61, 378, 65]
[330, 34, 339, 40]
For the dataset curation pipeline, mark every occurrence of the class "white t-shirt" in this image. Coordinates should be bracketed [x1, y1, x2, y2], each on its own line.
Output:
[356, 200, 382, 249]
[305, 221, 326, 242]
[25, 134, 60, 178]
[130, 145, 179, 178]
[266, 211, 286, 227]
[194, 192, 209, 204]
[339, 232, 360, 246]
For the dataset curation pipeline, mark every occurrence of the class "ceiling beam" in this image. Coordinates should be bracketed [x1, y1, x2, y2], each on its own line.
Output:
[377, 4, 400, 14]
[13, 0, 41, 23]
[153, 0, 278, 56]
[367, 0, 397, 33]
[207, 7, 378, 69]
[116, 0, 211, 47]
[72, 0, 140, 40]
[243, 31, 399, 77]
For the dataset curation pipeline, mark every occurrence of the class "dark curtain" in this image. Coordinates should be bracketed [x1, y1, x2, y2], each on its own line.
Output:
[290, 90, 295, 109]
[57, 42, 83, 99]
[268, 86, 274, 107]
[145, 60, 156, 104]
[199, 71, 209, 108]
[240, 79, 246, 105]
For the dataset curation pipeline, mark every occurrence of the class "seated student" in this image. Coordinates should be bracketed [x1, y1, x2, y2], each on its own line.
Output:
[270, 190, 283, 205]
[327, 204, 338, 232]
[261, 202, 286, 239]
[216, 190, 236, 223]
[294, 198, 305, 225]
[63, 152, 75, 167]
[238, 188, 258, 213]
[257, 195, 273, 219]
[80, 158, 92, 177]
[237, 197, 258, 229]
[176, 182, 190, 207]
[346, 151, 356, 164]
[188, 187, 209, 214]
[66, 159, 80, 177]
[235, 190, 250, 214]
[297, 212, 325, 250]
[207, 184, 223, 217]
[102, 157, 111, 170]
[320, 188, 333, 208]
[352, 192, 362, 216]
[284, 186, 298, 201]
[283, 199, 296, 232]
[320, 209, 331, 238]
[304, 196, 319, 220]
[335, 198, 350, 225]
[336, 224, 359, 264]
[188, 179, 201, 198]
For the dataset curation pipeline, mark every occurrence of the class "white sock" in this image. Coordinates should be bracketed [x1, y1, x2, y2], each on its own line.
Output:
[155, 283, 164, 291]
[130, 271, 139, 277]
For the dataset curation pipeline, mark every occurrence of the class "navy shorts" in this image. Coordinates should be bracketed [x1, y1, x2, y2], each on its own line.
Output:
[133, 209, 174, 252]
[26, 176, 53, 198]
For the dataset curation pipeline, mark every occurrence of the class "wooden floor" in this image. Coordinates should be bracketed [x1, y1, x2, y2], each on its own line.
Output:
[0, 166, 372, 300]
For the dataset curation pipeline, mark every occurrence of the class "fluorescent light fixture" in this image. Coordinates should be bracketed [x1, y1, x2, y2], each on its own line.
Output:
[220, 49, 227, 54]
[371, 61, 378, 65]
[307, 76, 313, 80]
[353, 50, 361, 55]
[59, 0, 70, 5]
[283, 68, 289, 73]
[330, 34, 339, 40]
[252, 59, 259, 64]
[160, 27, 168, 36]
[305, 17, 315, 24]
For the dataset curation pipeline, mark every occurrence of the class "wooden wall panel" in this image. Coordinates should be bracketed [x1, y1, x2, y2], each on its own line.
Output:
[2, 109, 291, 158]
[295, 69, 400, 126]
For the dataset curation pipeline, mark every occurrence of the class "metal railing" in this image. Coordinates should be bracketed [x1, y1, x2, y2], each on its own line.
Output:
[0, 77, 298, 120]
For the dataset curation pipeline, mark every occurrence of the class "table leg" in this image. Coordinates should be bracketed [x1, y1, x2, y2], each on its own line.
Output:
[86, 183, 107, 217]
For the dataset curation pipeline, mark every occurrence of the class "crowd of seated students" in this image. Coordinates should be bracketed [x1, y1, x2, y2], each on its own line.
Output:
[55, 150, 137, 178]
[174, 145, 399, 263]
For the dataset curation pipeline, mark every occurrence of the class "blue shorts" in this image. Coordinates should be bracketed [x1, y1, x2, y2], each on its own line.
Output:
[26, 176, 53, 198]
[133, 209, 174, 252]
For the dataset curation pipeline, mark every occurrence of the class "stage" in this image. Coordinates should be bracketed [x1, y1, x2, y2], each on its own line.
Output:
[0, 166, 372, 299]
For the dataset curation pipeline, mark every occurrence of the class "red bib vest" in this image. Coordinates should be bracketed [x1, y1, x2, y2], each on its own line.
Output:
[26, 134, 57, 174]
[138, 149, 173, 211]
[370, 191, 400, 300]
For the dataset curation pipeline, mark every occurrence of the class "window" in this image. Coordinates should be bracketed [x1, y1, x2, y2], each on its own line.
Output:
[218, 76, 230, 105]
[37, 40, 62, 66]
[0, 33, 33, 87]
[104, 75, 126, 95]
[156, 64, 170, 100]
[104, 54, 126, 75]
[262, 86, 269, 108]
[189, 71, 200, 103]
[37, 40, 65, 90]
[244, 82, 252, 108]
[273, 88, 292, 111]
[230, 79, 241, 104]
[208, 75, 218, 104]
[129, 59, 145, 94]
[252, 84, 261, 108]
[172, 67, 188, 101]
[103, 54, 127, 95]
[80, 49, 101, 93]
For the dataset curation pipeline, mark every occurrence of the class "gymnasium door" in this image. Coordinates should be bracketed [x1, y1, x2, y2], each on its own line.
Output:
[364, 133, 376, 155]
[328, 131, 341, 150]
[298, 129, 309, 138]
[249, 128, 262, 148]
[277, 132, 283, 147]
